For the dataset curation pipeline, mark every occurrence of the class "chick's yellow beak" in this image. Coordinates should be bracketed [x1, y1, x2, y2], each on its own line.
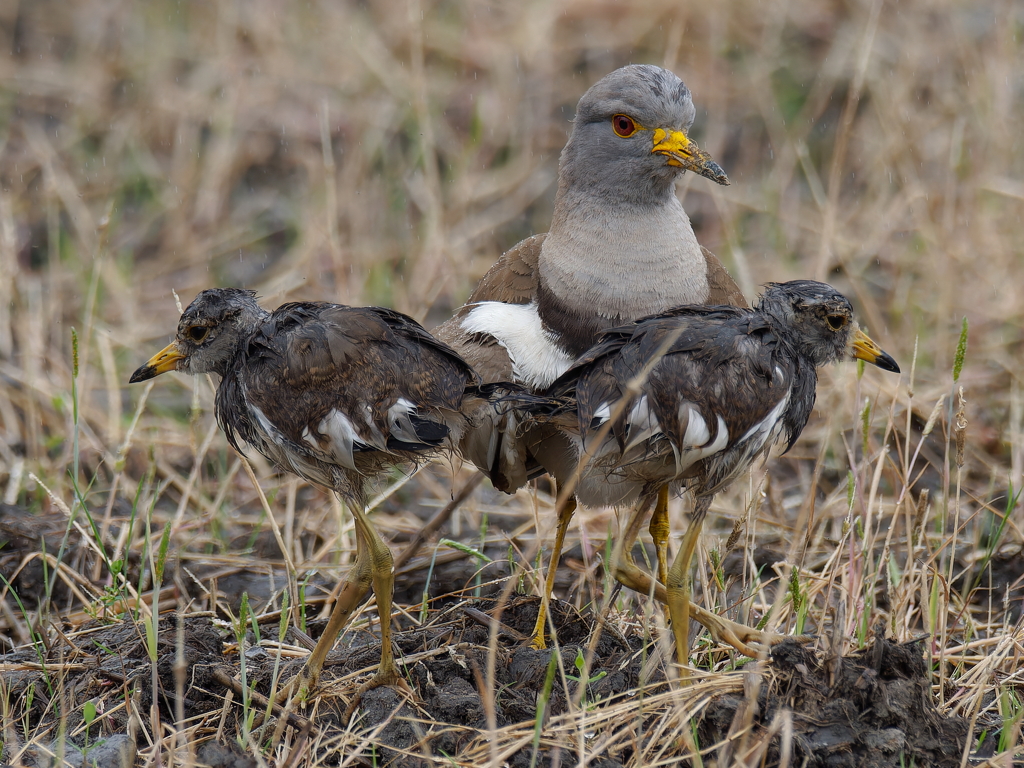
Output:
[651, 129, 729, 185]
[851, 329, 900, 373]
[129, 341, 186, 383]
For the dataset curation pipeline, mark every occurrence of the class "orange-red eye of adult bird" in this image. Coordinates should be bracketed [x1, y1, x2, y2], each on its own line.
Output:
[612, 114, 638, 137]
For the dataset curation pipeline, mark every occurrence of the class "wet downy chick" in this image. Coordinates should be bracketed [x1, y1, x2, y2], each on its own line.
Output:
[131, 287, 484, 703]
[534, 280, 899, 666]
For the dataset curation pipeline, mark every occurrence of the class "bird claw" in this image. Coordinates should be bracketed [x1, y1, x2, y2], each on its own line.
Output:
[273, 658, 415, 726]
[273, 666, 318, 706]
[343, 664, 414, 723]
[700, 613, 815, 658]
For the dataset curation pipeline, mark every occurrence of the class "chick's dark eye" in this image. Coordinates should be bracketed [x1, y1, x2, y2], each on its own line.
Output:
[187, 326, 209, 342]
[826, 315, 846, 330]
[612, 114, 638, 138]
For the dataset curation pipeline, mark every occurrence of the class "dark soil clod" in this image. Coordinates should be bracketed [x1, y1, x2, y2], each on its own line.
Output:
[700, 636, 971, 768]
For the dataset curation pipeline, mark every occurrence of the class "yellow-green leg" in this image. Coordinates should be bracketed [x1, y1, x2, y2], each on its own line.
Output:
[611, 498, 658, 598]
[359, 503, 404, 690]
[279, 502, 406, 703]
[530, 496, 577, 649]
[648, 485, 671, 586]
[613, 495, 778, 660]
[665, 495, 712, 676]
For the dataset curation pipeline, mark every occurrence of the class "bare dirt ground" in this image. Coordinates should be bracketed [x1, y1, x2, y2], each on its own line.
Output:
[1, 0, 1023, 766]
[0, 575, 977, 768]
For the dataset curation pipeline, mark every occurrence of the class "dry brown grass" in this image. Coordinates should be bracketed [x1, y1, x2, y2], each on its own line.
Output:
[1, 0, 1023, 765]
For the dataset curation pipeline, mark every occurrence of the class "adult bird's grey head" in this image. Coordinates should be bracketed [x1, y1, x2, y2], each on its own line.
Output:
[557, 64, 728, 210]
[129, 288, 268, 382]
[536, 64, 739, 360]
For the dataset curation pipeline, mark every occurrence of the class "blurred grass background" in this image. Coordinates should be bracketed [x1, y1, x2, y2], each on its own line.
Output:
[1, 0, 1023, 728]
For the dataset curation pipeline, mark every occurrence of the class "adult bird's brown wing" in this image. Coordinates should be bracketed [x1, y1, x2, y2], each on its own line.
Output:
[702, 247, 748, 308]
[435, 234, 543, 384]
[466, 234, 544, 305]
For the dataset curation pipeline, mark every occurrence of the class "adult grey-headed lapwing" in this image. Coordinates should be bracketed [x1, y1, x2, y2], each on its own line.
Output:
[435, 64, 746, 648]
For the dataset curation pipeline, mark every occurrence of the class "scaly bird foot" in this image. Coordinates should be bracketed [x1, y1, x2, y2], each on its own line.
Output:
[692, 607, 815, 658]
[342, 659, 414, 723]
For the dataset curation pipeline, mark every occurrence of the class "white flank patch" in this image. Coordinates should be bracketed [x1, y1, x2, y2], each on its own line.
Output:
[739, 389, 791, 445]
[623, 396, 661, 452]
[243, 404, 333, 487]
[249, 404, 304, 468]
[318, 409, 360, 470]
[671, 412, 729, 474]
[360, 403, 387, 451]
[255, 405, 311, 473]
[693, 415, 729, 459]
[679, 406, 711, 447]
[250, 405, 282, 447]
[388, 398, 423, 445]
[461, 301, 574, 390]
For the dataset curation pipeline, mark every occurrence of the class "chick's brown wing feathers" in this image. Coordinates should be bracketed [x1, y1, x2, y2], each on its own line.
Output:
[241, 303, 474, 450]
[549, 306, 794, 457]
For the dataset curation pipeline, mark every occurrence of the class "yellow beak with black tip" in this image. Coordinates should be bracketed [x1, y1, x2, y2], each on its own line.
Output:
[652, 128, 730, 185]
[129, 341, 186, 383]
[851, 329, 900, 373]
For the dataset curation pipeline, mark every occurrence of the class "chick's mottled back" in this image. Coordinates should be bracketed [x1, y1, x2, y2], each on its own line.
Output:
[528, 280, 899, 665]
[544, 280, 897, 508]
[216, 301, 474, 489]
